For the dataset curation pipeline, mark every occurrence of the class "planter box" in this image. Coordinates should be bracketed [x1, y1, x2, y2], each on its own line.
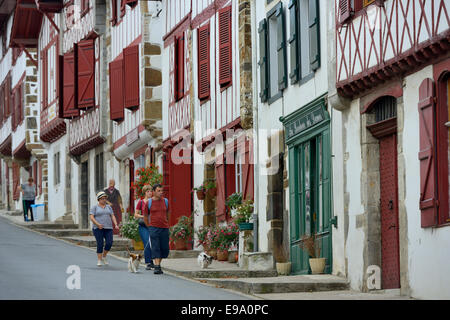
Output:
[238, 223, 253, 231]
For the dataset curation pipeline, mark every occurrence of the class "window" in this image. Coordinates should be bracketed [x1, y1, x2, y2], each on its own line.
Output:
[288, 0, 320, 85]
[235, 152, 243, 193]
[339, 0, 380, 24]
[95, 152, 104, 192]
[174, 34, 185, 102]
[198, 23, 210, 101]
[12, 83, 23, 131]
[259, 2, 287, 104]
[54, 152, 60, 186]
[218, 6, 232, 88]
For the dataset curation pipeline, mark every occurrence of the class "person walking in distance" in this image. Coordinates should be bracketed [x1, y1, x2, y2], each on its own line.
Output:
[134, 185, 155, 270]
[90, 191, 120, 266]
[148, 184, 170, 275]
[19, 177, 36, 222]
[104, 179, 124, 235]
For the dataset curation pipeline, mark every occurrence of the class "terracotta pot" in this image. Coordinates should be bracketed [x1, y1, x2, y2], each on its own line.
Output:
[207, 248, 217, 260]
[196, 190, 206, 200]
[132, 239, 144, 251]
[309, 258, 326, 274]
[173, 239, 188, 250]
[207, 187, 217, 197]
[217, 249, 229, 261]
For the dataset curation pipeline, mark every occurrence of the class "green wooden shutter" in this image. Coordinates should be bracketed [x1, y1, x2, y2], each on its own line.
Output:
[258, 19, 268, 103]
[309, 0, 320, 71]
[288, 0, 299, 84]
[276, 3, 287, 91]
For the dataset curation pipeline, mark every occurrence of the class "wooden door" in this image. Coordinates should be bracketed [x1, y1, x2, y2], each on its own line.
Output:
[80, 161, 89, 229]
[379, 133, 400, 289]
[290, 130, 332, 274]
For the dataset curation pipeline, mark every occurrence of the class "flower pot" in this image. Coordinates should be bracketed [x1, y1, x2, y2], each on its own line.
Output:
[276, 262, 292, 276]
[207, 187, 217, 197]
[309, 258, 326, 274]
[207, 248, 218, 260]
[196, 190, 206, 200]
[174, 239, 188, 250]
[238, 222, 253, 231]
[132, 239, 144, 251]
[217, 249, 229, 261]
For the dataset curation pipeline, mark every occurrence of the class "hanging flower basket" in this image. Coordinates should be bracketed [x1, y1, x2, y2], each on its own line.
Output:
[207, 187, 217, 197]
[196, 190, 206, 200]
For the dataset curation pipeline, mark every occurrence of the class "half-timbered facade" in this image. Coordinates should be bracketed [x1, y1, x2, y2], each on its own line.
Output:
[330, 0, 450, 299]
[107, 0, 163, 227]
[0, 1, 44, 215]
[162, 0, 255, 249]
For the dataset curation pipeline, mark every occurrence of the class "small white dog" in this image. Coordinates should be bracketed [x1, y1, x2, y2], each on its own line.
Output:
[197, 252, 213, 269]
[127, 249, 143, 273]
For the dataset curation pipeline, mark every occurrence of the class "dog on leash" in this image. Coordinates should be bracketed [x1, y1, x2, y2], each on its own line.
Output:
[197, 252, 214, 269]
[127, 249, 143, 273]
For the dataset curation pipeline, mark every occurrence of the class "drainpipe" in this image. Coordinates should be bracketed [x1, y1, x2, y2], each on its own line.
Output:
[251, 0, 259, 252]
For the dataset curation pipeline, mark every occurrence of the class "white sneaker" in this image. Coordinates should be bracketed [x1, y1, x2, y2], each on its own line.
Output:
[97, 260, 102, 267]
[102, 257, 109, 265]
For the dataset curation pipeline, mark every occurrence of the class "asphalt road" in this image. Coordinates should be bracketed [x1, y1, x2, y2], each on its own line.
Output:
[0, 216, 250, 300]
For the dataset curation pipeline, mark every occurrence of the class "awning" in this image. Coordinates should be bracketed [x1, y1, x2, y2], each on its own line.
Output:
[10, 0, 43, 48]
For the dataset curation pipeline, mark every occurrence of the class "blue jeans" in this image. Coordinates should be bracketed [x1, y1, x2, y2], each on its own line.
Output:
[138, 225, 153, 264]
[92, 228, 113, 254]
[23, 200, 35, 221]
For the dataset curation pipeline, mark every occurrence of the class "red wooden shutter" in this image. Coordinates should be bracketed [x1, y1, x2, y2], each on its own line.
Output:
[33, 161, 37, 194]
[5, 75, 11, 116]
[12, 162, 20, 201]
[225, 160, 236, 222]
[198, 24, 210, 100]
[18, 84, 23, 124]
[218, 6, 232, 86]
[111, 0, 118, 25]
[124, 44, 139, 110]
[43, 50, 48, 109]
[0, 85, 3, 123]
[169, 148, 192, 227]
[242, 140, 254, 201]
[61, 52, 79, 118]
[38, 161, 42, 195]
[339, 0, 352, 24]
[175, 35, 185, 101]
[11, 90, 16, 131]
[418, 78, 438, 228]
[77, 39, 95, 109]
[215, 155, 226, 222]
[163, 149, 171, 206]
[109, 59, 125, 121]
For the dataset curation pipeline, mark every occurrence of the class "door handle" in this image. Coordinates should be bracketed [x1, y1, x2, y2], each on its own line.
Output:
[388, 224, 396, 230]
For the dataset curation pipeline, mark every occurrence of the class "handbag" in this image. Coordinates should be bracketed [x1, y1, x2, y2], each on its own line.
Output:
[137, 200, 147, 227]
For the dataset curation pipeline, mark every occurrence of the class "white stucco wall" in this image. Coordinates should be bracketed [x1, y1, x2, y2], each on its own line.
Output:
[47, 136, 68, 222]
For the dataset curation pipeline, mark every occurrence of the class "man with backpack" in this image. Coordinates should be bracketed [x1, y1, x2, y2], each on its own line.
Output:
[145, 184, 170, 275]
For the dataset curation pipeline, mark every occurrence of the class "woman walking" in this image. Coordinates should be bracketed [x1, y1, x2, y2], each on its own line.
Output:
[19, 178, 36, 222]
[134, 185, 154, 270]
[90, 191, 120, 266]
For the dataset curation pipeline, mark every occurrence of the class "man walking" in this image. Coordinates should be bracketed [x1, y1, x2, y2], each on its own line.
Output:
[19, 177, 36, 222]
[147, 184, 170, 275]
[104, 179, 124, 235]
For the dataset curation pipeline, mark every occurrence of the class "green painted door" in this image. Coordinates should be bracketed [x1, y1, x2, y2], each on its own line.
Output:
[289, 129, 332, 274]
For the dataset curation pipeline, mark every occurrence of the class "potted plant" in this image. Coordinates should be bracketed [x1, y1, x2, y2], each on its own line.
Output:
[233, 199, 254, 231]
[132, 164, 163, 200]
[119, 216, 143, 250]
[208, 223, 239, 261]
[298, 232, 326, 274]
[204, 180, 217, 197]
[196, 224, 213, 252]
[275, 245, 292, 276]
[226, 192, 242, 216]
[169, 215, 194, 250]
[192, 184, 206, 200]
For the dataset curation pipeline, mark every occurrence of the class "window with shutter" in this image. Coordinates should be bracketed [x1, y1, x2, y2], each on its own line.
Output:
[308, 0, 320, 71]
[218, 6, 232, 88]
[77, 39, 95, 110]
[242, 140, 254, 202]
[109, 59, 125, 122]
[111, 0, 118, 25]
[38, 161, 42, 195]
[258, 19, 268, 103]
[198, 24, 210, 101]
[124, 44, 139, 110]
[174, 34, 185, 102]
[339, 0, 352, 24]
[61, 52, 80, 118]
[13, 162, 20, 201]
[0, 85, 3, 123]
[11, 90, 16, 131]
[42, 50, 48, 110]
[5, 75, 11, 116]
[289, 0, 299, 84]
[276, 3, 287, 91]
[418, 78, 438, 228]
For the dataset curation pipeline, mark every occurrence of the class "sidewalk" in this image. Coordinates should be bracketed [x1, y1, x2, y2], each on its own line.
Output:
[0, 209, 414, 300]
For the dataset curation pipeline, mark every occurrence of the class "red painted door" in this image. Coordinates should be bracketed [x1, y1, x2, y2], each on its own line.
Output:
[379, 133, 400, 289]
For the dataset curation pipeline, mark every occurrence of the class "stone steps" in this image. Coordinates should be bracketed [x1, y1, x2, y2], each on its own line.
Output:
[27, 223, 79, 230]
[62, 235, 132, 251]
[37, 229, 92, 237]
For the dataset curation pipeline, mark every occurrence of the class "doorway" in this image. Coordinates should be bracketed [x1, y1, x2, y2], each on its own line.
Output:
[80, 161, 89, 229]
